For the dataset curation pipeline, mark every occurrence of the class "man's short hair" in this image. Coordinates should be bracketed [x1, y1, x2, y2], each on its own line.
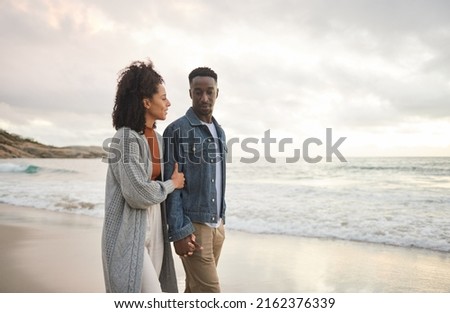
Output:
[188, 67, 218, 84]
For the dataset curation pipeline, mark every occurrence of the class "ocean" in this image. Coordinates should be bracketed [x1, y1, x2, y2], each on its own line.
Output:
[1, 157, 449, 252]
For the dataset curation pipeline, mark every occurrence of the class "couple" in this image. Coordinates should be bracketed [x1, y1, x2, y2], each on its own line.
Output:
[101, 60, 226, 293]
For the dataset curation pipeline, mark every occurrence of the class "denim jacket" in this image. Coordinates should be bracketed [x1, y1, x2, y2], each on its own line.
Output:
[163, 108, 227, 242]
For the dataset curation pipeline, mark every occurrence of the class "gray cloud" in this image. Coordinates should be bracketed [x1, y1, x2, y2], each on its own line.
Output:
[0, 0, 449, 154]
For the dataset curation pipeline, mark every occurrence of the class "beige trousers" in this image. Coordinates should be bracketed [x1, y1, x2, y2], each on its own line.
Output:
[181, 221, 225, 293]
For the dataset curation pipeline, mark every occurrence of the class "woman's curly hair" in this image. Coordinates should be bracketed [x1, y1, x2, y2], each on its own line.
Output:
[112, 60, 164, 133]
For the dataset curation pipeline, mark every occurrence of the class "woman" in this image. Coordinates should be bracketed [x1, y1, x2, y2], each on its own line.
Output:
[102, 60, 184, 292]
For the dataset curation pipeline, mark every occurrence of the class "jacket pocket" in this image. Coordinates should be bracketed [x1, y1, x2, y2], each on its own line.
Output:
[181, 140, 205, 165]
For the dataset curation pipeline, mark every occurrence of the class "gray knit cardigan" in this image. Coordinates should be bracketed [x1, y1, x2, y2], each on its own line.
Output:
[102, 127, 178, 292]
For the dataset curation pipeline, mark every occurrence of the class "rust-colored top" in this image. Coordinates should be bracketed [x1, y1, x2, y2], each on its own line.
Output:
[144, 127, 161, 180]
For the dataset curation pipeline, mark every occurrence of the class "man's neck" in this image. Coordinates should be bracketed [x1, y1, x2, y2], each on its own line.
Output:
[196, 113, 213, 124]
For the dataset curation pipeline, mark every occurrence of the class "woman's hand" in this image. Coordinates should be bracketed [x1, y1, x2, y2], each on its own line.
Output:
[174, 234, 203, 257]
[171, 163, 185, 189]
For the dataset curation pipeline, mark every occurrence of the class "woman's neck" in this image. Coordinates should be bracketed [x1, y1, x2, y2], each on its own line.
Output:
[145, 117, 155, 129]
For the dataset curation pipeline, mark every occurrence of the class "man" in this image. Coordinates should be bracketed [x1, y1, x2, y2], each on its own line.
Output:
[163, 67, 226, 293]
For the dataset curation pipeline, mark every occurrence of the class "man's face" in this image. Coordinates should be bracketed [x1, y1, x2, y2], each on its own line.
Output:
[189, 76, 218, 122]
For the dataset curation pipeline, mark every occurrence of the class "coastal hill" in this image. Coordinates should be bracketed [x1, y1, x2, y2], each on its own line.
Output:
[0, 129, 105, 158]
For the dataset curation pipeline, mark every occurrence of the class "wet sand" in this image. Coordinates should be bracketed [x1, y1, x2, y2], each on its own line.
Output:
[1, 203, 449, 292]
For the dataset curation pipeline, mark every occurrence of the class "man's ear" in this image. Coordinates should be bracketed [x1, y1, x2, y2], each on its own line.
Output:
[216, 88, 219, 99]
[189, 89, 193, 99]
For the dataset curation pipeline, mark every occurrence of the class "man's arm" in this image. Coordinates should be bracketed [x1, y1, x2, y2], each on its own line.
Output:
[163, 125, 198, 254]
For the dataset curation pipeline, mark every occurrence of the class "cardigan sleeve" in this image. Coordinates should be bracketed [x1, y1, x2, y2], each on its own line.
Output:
[109, 128, 175, 209]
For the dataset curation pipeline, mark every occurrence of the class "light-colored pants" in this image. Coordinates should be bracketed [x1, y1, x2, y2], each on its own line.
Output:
[141, 204, 164, 293]
[182, 221, 225, 293]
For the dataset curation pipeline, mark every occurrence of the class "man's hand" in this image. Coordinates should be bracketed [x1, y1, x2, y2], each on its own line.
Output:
[174, 234, 203, 257]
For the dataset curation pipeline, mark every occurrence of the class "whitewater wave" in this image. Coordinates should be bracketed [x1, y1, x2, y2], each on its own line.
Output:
[0, 163, 41, 174]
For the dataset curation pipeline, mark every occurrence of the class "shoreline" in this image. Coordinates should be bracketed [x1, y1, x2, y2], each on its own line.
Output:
[1, 203, 449, 292]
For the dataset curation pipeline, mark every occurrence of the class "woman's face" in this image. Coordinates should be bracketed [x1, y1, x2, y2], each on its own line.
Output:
[146, 84, 171, 121]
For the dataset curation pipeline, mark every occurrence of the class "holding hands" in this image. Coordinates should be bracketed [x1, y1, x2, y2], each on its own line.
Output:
[174, 234, 203, 257]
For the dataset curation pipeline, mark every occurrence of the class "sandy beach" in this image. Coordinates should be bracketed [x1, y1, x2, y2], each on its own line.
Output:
[1, 203, 449, 293]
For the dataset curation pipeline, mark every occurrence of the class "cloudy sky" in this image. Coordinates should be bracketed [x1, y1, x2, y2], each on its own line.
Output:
[1, 0, 449, 157]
